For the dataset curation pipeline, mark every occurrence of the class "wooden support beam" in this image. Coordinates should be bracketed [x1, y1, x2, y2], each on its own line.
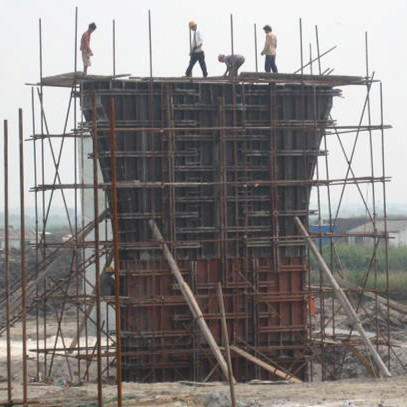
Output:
[344, 342, 379, 378]
[217, 283, 237, 406]
[149, 219, 230, 381]
[294, 216, 391, 378]
[335, 276, 407, 315]
[230, 345, 303, 384]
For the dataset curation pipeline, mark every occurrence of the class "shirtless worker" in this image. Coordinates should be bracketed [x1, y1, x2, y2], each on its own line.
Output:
[80, 22, 97, 74]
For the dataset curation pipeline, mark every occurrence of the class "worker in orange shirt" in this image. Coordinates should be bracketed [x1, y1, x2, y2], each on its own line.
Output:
[261, 25, 278, 73]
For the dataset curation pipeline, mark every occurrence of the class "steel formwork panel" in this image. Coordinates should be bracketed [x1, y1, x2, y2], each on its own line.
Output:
[81, 79, 337, 382]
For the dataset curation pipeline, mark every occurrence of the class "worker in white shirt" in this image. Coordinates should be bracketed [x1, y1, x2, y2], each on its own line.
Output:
[185, 21, 208, 77]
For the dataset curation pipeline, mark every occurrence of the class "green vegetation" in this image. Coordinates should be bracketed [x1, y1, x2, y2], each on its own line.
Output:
[310, 243, 407, 301]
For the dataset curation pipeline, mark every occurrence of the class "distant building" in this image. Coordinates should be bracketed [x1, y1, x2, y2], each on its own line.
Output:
[334, 218, 370, 235]
[347, 219, 407, 247]
[330, 217, 372, 244]
[310, 217, 369, 246]
[0, 226, 39, 250]
[310, 224, 337, 246]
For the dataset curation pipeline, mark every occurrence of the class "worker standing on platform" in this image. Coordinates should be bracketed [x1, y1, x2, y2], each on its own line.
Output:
[185, 21, 208, 78]
[218, 54, 245, 77]
[261, 25, 278, 73]
[80, 22, 97, 74]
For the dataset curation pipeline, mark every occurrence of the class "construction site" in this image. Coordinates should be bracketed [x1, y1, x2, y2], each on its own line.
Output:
[1, 7, 407, 407]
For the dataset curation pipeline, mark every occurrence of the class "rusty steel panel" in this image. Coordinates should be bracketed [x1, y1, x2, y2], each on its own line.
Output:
[81, 79, 337, 382]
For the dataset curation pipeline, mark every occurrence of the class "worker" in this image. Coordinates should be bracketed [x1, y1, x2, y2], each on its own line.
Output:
[80, 22, 97, 75]
[185, 21, 208, 78]
[261, 25, 278, 73]
[101, 266, 115, 297]
[218, 54, 245, 77]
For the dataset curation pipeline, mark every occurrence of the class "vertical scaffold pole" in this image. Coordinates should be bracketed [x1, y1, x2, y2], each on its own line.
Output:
[38, 17, 48, 375]
[4, 120, 12, 403]
[230, 14, 234, 57]
[109, 99, 122, 407]
[315, 25, 322, 75]
[92, 91, 103, 407]
[74, 7, 78, 73]
[299, 18, 304, 74]
[19, 108, 28, 405]
[148, 10, 153, 78]
[113, 19, 116, 76]
[254, 24, 258, 72]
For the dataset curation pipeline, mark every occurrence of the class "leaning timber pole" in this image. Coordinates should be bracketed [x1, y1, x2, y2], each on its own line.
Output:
[149, 219, 230, 381]
[294, 216, 391, 377]
[217, 282, 237, 406]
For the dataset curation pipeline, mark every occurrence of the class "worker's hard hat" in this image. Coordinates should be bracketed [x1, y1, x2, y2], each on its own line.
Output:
[218, 54, 226, 62]
[105, 266, 114, 273]
[189, 21, 197, 28]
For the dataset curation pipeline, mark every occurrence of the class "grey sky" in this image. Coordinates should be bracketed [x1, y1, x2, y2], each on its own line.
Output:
[0, 0, 406, 212]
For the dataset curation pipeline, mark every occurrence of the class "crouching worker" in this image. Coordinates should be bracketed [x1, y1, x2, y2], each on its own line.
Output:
[218, 54, 245, 77]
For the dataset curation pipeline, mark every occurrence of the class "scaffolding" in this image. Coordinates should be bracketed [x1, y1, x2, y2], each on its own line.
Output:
[1, 11, 405, 407]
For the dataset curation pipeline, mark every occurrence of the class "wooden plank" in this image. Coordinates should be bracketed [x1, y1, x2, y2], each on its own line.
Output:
[295, 216, 391, 378]
[149, 220, 230, 382]
[217, 283, 237, 406]
[336, 276, 407, 315]
[344, 342, 379, 378]
[230, 345, 303, 384]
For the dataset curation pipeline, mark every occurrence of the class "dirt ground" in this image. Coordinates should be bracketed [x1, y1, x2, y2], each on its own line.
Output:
[1, 375, 407, 407]
[1, 303, 407, 407]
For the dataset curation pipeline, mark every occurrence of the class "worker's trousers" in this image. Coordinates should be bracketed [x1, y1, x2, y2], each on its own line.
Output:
[228, 57, 245, 77]
[186, 51, 208, 77]
[265, 55, 278, 73]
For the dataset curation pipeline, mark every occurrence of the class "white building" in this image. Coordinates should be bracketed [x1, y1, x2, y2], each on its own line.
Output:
[0, 227, 38, 250]
[347, 219, 407, 247]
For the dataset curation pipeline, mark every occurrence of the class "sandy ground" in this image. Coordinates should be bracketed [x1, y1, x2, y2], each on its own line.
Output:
[1, 376, 407, 407]
[1, 304, 407, 407]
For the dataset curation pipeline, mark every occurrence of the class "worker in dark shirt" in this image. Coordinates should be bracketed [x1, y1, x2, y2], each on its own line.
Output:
[101, 266, 115, 297]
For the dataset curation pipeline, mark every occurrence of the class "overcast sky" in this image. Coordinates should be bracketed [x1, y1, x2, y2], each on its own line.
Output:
[0, 0, 406, 215]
